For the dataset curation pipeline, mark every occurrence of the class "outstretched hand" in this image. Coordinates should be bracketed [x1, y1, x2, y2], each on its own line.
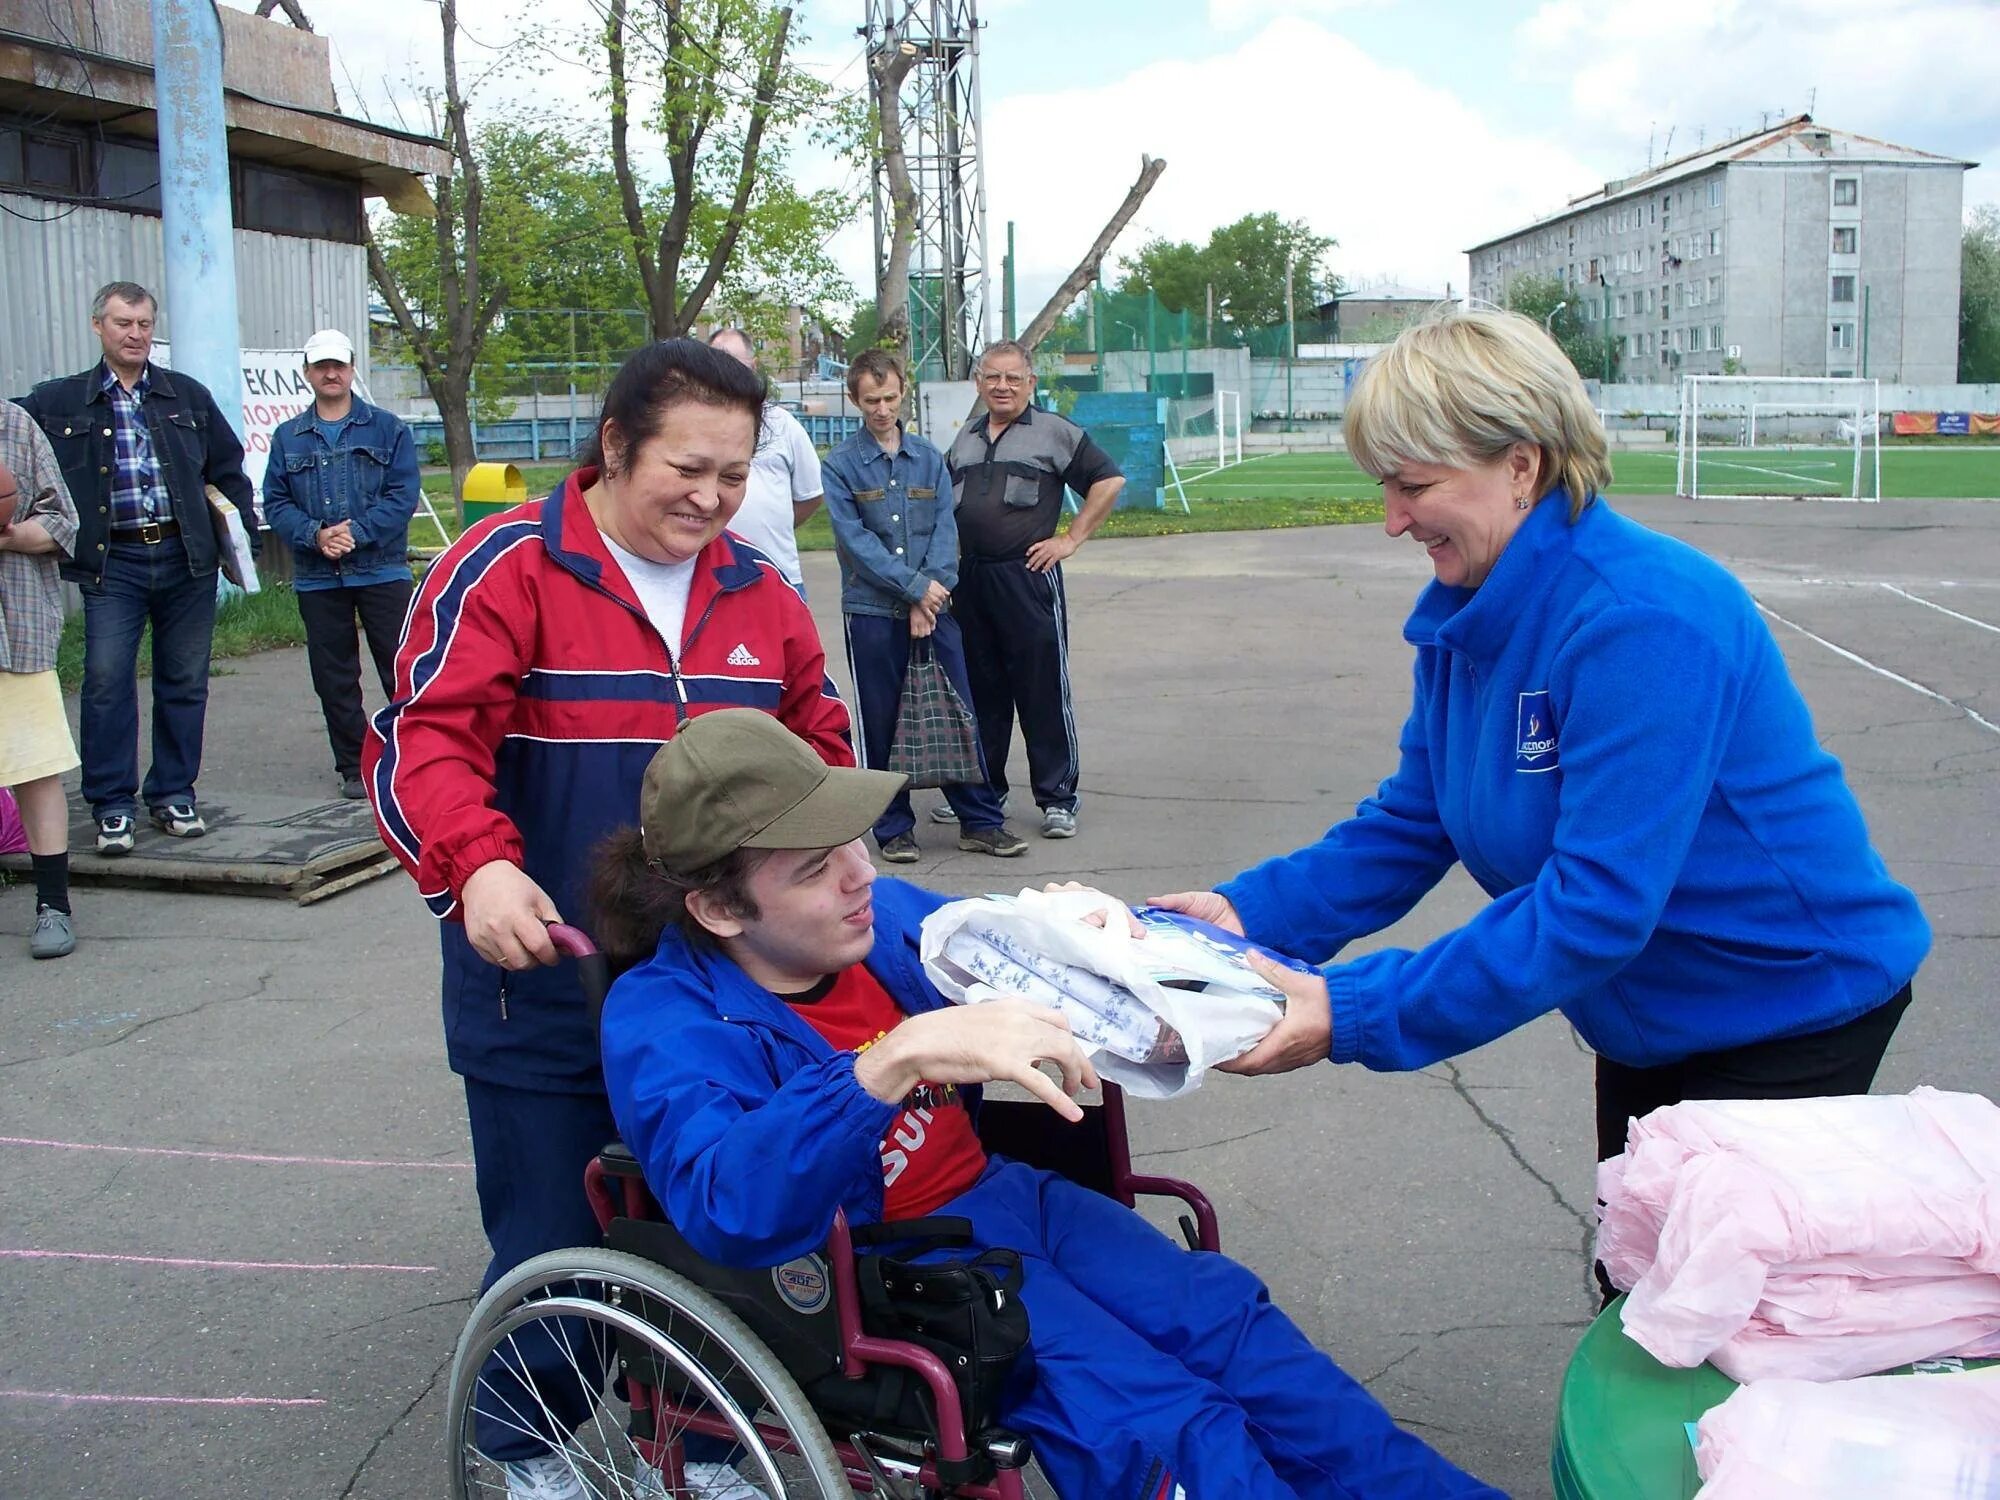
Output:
[857, 999, 1100, 1121]
[1216, 952, 1333, 1076]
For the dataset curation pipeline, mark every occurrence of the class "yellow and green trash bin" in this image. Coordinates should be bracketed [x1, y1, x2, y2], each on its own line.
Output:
[459, 461, 527, 529]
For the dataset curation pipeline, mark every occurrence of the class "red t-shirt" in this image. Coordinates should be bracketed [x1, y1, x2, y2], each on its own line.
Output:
[785, 965, 988, 1219]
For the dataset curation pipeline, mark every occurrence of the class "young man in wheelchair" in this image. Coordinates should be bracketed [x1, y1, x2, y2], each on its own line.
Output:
[594, 710, 1503, 1500]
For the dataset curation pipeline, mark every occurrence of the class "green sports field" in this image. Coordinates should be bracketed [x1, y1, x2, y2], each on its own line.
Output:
[1182, 445, 2000, 502]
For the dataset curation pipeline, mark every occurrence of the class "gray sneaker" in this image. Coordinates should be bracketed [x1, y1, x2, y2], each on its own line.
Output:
[150, 803, 207, 838]
[959, 825, 1028, 857]
[95, 813, 135, 856]
[878, 833, 921, 864]
[928, 803, 959, 825]
[1040, 807, 1078, 839]
[31, 905, 75, 960]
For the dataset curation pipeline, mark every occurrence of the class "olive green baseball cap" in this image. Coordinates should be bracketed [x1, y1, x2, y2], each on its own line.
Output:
[640, 709, 906, 874]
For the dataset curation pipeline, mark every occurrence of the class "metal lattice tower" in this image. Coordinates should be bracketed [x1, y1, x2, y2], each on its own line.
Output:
[863, 0, 989, 383]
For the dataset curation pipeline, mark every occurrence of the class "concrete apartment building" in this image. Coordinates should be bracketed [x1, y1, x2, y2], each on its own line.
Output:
[1465, 116, 1971, 383]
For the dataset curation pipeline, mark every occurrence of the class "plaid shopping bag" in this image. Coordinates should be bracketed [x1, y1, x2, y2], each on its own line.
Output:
[886, 637, 984, 789]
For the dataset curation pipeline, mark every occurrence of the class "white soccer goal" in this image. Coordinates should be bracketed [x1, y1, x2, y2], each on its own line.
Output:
[1215, 389, 1244, 472]
[1677, 375, 1881, 501]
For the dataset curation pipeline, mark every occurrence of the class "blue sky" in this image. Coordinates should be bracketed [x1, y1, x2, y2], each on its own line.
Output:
[261, 0, 2000, 321]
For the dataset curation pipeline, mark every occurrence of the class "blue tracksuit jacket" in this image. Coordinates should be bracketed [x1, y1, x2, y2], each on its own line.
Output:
[1219, 491, 1929, 1073]
[599, 880, 1504, 1499]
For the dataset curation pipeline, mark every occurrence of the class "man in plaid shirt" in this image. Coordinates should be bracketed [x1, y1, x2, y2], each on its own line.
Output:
[16, 282, 256, 855]
[0, 401, 82, 958]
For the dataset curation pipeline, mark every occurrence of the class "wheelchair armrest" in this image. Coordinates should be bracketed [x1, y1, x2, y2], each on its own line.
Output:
[596, 1140, 645, 1179]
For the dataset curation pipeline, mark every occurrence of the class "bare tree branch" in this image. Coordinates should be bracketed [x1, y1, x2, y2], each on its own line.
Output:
[868, 43, 919, 368]
[605, 0, 662, 323]
[1017, 155, 1169, 352]
[672, 5, 794, 335]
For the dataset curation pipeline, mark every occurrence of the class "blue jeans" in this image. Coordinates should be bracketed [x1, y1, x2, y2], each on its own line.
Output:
[79, 537, 218, 819]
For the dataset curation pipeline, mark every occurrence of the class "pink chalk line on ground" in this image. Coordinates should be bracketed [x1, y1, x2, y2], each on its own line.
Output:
[0, 1389, 326, 1408]
[0, 1249, 437, 1274]
[0, 1134, 471, 1171]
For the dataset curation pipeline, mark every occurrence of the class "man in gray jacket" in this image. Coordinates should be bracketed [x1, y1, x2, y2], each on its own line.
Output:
[820, 350, 1022, 862]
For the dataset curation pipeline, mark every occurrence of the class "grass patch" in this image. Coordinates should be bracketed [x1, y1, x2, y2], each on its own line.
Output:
[57, 584, 308, 694]
[419, 463, 1385, 548]
[1187, 447, 2000, 501]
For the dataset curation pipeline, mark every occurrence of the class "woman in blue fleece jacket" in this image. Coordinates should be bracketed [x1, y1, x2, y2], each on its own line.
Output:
[1157, 307, 1929, 1188]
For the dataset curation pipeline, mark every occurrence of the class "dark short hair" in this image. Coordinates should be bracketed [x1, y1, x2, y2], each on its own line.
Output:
[845, 348, 905, 398]
[577, 338, 767, 477]
[588, 826, 770, 964]
[93, 281, 157, 318]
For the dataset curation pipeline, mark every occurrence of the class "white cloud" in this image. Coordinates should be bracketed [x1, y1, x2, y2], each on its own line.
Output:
[1516, 0, 1999, 206]
[1207, 0, 1379, 30]
[983, 17, 1595, 316]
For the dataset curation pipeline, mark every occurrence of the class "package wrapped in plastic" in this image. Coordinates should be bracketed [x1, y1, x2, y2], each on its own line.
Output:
[919, 887, 1306, 1098]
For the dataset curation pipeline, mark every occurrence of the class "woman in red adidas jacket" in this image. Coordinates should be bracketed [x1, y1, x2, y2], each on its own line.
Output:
[361, 338, 851, 1490]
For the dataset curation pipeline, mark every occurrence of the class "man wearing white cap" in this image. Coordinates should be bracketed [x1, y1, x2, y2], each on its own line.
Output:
[262, 329, 422, 799]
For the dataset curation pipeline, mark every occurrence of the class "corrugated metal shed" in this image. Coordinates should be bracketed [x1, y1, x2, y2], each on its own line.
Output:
[1, 192, 368, 394]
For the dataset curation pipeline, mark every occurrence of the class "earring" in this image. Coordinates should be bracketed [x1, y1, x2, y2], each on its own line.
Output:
[1514, 495, 1531, 510]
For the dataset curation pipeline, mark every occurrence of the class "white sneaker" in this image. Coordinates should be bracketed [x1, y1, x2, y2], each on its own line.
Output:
[682, 1462, 767, 1499]
[634, 1460, 766, 1499]
[502, 1452, 591, 1500]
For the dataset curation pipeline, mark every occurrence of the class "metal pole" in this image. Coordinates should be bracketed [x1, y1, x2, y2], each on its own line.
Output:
[1602, 286, 1612, 382]
[150, 0, 244, 446]
[1092, 285, 1105, 392]
[1860, 284, 1871, 378]
[1146, 287, 1157, 394]
[1004, 220, 1016, 339]
[1284, 252, 1296, 432]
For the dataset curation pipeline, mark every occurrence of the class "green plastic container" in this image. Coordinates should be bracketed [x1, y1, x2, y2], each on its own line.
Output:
[459, 461, 526, 528]
[1552, 1298, 1735, 1500]
[1552, 1297, 1999, 1498]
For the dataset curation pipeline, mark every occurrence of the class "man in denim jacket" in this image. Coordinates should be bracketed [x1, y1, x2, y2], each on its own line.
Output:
[262, 329, 421, 800]
[821, 350, 1022, 862]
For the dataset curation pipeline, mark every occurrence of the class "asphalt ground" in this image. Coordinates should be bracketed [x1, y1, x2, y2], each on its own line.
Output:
[3, 494, 1996, 1499]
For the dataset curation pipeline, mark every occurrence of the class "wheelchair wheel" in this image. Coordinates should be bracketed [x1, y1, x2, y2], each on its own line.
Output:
[445, 1246, 851, 1498]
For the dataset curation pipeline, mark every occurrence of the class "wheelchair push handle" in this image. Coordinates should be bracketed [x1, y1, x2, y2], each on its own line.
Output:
[545, 922, 613, 1019]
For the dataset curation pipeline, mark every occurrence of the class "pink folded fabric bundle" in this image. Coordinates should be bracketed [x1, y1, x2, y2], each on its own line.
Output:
[0, 788, 26, 855]
[1693, 1366, 2000, 1497]
[1597, 1087, 2000, 1382]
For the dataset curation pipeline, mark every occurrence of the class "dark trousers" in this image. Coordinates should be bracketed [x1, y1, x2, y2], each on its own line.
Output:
[953, 556, 1079, 813]
[296, 580, 413, 778]
[462, 1078, 619, 1462]
[841, 610, 1006, 840]
[1592, 984, 1913, 1302]
[79, 536, 218, 819]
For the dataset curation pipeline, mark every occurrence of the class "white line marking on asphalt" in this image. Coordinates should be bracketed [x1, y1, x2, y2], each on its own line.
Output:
[1755, 602, 2000, 738]
[1878, 582, 2000, 637]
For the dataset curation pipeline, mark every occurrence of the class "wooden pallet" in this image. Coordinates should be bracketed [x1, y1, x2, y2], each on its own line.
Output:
[0, 794, 399, 905]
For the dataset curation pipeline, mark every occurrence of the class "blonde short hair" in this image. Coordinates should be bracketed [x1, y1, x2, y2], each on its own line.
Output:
[1345, 306, 1611, 520]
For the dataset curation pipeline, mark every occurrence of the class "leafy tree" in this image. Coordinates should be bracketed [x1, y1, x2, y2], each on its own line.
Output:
[601, 0, 860, 339]
[1117, 212, 1338, 332]
[374, 120, 647, 416]
[1500, 274, 1622, 383]
[1961, 206, 2000, 384]
[364, 0, 497, 492]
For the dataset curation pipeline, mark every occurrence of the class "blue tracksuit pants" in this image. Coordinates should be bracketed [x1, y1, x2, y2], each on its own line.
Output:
[947, 1159, 1504, 1500]
[462, 1079, 619, 1462]
[842, 610, 1007, 841]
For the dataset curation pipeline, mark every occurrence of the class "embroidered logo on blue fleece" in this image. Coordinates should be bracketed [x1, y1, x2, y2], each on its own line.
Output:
[1515, 690, 1558, 772]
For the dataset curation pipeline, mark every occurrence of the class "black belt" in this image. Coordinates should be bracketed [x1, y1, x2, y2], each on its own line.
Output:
[109, 518, 181, 544]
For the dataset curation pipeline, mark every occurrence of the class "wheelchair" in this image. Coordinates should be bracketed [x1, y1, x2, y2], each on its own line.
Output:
[443, 926, 1222, 1500]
